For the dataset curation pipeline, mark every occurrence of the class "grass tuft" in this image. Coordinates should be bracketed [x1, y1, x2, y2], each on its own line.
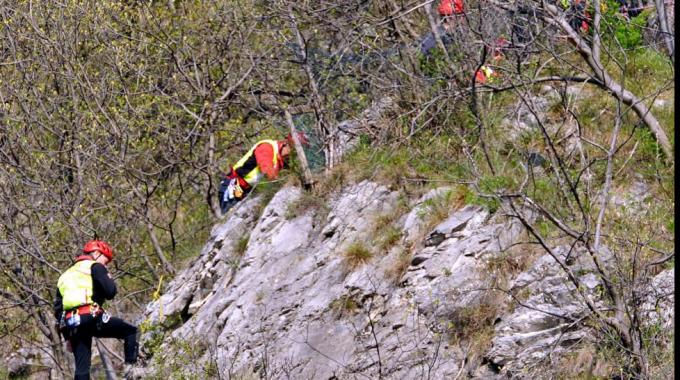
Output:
[285, 190, 330, 225]
[385, 247, 413, 283]
[419, 186, 467, 230]
[447, 297, 503, 358]
[343, 242, 373, 268]
[234, 234, 250, 257]
[329, 294, 360, 318]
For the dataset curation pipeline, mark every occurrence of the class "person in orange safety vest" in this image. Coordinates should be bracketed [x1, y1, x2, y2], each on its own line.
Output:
[218, 132, 309, 214]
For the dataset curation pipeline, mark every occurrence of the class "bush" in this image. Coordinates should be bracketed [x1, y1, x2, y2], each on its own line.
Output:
[385, 247, 413, 283]
[329, 294, 360, 318]
[285, 190, 329, 225]
[234, 234, 250, 257]
[601, 0, 649, 49]
[447, 298, 502, 356]
[343, 242, 373, 268]
[613, 14, 646, 49]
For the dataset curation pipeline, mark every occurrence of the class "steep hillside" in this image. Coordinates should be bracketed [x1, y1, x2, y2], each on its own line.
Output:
[0, 1, 673, 379]
[132, 181, 673, 379]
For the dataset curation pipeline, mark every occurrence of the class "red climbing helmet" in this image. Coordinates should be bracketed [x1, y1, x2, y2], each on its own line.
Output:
[286, 131, 310, 146]
[83, 240, 113, 260]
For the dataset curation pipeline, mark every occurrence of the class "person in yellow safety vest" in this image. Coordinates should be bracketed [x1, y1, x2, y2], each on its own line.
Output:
[54, 240, 138, 379]
[218, 131, 309, 214]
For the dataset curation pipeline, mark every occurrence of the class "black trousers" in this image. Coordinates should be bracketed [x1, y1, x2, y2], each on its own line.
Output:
[66, 314, 138, 380]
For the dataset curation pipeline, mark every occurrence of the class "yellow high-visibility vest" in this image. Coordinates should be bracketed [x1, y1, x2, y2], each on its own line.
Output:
[57, 259, 95, 310]
[233, 140, 280, 186]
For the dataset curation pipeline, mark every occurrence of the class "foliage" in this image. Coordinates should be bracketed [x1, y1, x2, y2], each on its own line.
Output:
[342, 242, 373, 268]
[602, 2, 650, 49]
[329, 294, 360, 318]
[139, 321, 167, 360]
[285, 190, 330, 225]
[234, 234, 251, 257]
[0, 0, 673, 376]
[385, 247, 414, 284]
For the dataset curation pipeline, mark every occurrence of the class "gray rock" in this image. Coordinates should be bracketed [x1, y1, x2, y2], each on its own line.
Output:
[138, 184, 503, 378]
[425, 205, 487, 245]
[608, 178, 651, 214]
[565, 85, 587, 99]
[486, 246, 606, 377]
[6, 346, 58, 378]
[653, 98, 669, 108]
[641, 268, 674, 330]
[134, 181, 673, 379]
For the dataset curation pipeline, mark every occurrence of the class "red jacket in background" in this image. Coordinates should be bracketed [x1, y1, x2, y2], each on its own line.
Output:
[438, 0, 464, 16]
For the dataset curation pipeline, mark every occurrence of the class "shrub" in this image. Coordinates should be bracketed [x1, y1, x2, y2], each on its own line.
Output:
[385, 247, 413, 283]
[447, 299, 501, 356]
[329, 294, 360, 318]
[343, 242, 373, 268]
[139, 320, 166, 359]
[418, 186, 467, 229]
[285, 190, 330, 225]
[234, 234, 250, 257]
[614, 16, 645, 49]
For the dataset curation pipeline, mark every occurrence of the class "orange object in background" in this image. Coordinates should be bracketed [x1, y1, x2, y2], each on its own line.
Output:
[475, 65, 499, 84]
[475, 69, 487, 83]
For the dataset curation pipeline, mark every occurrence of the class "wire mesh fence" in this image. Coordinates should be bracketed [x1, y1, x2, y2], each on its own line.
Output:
[292, 113, 327, 173]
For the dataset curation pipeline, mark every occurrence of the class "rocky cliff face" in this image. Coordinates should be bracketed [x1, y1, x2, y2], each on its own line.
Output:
[135, 181, 673, 379]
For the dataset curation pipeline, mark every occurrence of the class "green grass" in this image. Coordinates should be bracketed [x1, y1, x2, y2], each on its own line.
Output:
[370, 195, 409, 252]
[418, 186, 467, 224]
[329, 294, 360, 318]
[285, 190, 330, 225]
[234, 234, 250, 257]
[343, 242, 373, 268]
[386, 247, 413, 283]
[340, 132, 471, 189]
[376, 226, 403, 251]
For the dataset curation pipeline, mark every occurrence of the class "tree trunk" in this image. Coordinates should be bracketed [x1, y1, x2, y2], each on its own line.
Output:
[206, 131, 221, 218]
[287, 4, 333, 169]
[146, 222, 175, 275]
[654, 0, 674, 62]
[285, 110, 314, 189]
